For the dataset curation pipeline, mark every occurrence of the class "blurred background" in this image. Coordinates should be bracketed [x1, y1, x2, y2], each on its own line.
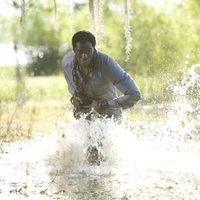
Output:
[0, 0, 200, 140]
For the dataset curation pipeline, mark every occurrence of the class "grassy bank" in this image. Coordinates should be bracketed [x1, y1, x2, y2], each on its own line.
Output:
[0, 70, 73, 141]
[0, 99, 73, 142]
[0, 66, 175, 141]
[1, 68, 171, 103]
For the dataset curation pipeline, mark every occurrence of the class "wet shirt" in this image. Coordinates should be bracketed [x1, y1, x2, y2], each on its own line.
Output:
[62, 51, 141, 118]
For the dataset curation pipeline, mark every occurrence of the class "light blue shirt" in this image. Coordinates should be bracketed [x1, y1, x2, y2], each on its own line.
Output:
[62, 50, 141, 118]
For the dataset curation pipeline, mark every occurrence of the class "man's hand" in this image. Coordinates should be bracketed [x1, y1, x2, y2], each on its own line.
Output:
[91, 99, 109, 111]
[70, 94, 84, 108]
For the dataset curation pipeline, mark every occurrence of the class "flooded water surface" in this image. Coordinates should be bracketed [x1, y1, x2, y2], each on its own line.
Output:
[0, 66, 200, 199]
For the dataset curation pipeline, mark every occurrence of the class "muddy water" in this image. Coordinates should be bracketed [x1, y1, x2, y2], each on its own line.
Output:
[0, 66, 200, 199]
[0, 110, 200, 200]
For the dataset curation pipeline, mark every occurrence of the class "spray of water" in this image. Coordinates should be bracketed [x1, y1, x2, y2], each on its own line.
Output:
[0, 65, 200, 199]
[166, 64, 200, 141]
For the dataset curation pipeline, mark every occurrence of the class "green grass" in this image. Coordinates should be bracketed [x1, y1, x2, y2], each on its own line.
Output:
[1, 67, 172, 103]
[0, 75, 70, 102]
[133, 73, 171, 103]
[25, 76, 69, 100]
[1, 73, 171, 104]
[0, 66, 16, 78]
[0, 68, 176, 141]
[0, 99, 73, 142]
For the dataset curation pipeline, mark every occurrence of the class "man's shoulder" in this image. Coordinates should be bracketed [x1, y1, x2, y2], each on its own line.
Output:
[62, 51, 75, 69]
[97, 51, 118, 68]
[97, 51, 111, 61]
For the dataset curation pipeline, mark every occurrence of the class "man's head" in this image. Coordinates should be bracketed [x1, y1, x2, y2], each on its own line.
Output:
[72, 31, 96, 67]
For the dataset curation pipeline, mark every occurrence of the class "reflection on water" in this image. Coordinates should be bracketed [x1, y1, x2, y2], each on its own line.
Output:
[0, 65, 200, 199]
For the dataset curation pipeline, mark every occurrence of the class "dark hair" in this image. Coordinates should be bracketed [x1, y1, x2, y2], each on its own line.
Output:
[72, 31, 96, 49]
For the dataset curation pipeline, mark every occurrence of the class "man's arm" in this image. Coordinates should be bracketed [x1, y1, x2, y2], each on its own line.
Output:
[105, 55, 141, 109]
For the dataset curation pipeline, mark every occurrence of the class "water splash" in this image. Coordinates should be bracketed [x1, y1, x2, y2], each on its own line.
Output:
[0, 65, 200, 199]
[170, 64, 200, 103]
[166, 64, 200, 141]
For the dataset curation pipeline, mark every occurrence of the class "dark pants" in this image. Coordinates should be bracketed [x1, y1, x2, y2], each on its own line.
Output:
[73, 107, 121, 122]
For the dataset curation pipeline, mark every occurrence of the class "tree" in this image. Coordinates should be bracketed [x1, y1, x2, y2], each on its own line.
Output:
[5, 0, 200, 77]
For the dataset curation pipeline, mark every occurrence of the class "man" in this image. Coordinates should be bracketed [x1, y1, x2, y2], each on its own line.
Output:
[62, 30, 141, 121]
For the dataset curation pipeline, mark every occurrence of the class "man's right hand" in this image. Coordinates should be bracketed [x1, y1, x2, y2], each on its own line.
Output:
[70, 94, 84, 108]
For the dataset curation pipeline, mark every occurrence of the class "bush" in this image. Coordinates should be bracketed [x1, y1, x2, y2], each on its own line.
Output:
[26, 47, 62, 76]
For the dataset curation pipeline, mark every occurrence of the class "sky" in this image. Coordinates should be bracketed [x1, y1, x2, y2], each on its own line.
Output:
[0, 0, 17, 18]
[0, 43, 27, 66]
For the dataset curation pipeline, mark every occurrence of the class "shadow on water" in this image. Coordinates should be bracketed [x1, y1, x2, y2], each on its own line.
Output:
[0, 65, 200, 199]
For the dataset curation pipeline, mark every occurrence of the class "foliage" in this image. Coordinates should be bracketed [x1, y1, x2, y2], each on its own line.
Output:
[26, 47, 61, 76]
[0, 15, 13, 43]
[2, 0, 200, 77]
[20, 1, 62, 75]
[99, 0, 200, 77]
[0, 74, 69, 102]
[187, 0, 200, 65]
[21, 0, 91, 75]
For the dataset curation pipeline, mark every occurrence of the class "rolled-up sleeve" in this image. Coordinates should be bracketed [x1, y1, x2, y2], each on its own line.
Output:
[105, 56, 141, 109]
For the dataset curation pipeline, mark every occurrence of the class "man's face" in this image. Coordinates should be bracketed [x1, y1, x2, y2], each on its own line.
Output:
[74, 42, 95, 67]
